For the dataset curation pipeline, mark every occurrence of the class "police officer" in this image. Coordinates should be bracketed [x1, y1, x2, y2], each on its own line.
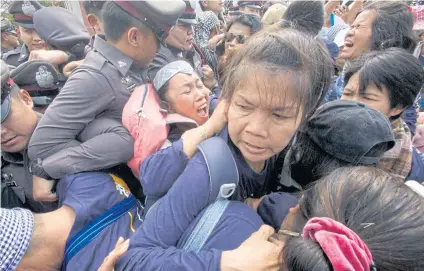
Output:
[28, 1, 186, 201]
[238, 0, 262, 16]
[1, 60, 57, 212]
[2, 0, 46, 67]
[148, 1, 205, 81]
[33, 6, 91, 66]
[10, 60, 62, 113]
[1, 17, 20, 56]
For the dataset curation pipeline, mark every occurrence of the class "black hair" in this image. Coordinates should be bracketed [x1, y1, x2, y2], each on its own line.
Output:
[281, 0, 324, 36]
[282, 166, 424, 271]
[360, 1, 416, 52]
[221, 27, 334, 125]
[344, 48, 424, 111]
[101, 1, 146, 42]
[226, 13, 262, 35]
[289, 132, 390, 188]
[83, 0, 106, 17]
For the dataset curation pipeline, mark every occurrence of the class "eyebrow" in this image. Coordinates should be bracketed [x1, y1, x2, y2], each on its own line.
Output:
[236, 95, 255, 106]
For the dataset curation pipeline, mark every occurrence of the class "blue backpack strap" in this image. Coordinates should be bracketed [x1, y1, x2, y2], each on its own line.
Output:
[182, 200, 230, 252]
[61, 195, 137, 270]
[197, 137, 239, 204]
[180, 137, 239, 251]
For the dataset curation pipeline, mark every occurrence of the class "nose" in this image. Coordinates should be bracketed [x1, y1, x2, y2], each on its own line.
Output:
[195, 87, 207, 102]
[32, 31, 43, 42]
[187, 25, 194, 35]
[244, 111, 269, 138]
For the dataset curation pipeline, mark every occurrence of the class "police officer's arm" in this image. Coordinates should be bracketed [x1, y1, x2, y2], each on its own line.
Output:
[27, 69, 133, 179]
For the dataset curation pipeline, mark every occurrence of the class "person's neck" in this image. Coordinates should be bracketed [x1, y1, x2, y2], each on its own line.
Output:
[2, 42, 15, 50]
[247, 160, 265, 174]
[24, 206, 75, 270]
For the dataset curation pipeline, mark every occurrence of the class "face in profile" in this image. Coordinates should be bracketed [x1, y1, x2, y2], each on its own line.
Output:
[166, 72, 210, 125]
[165, 22, 195, 52]
[340, 10, 375, 60]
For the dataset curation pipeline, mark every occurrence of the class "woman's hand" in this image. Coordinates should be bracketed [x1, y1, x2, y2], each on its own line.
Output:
[97, 237, 130, 271]
[221, 225, 284, 271]
[203, 99, 229, 136]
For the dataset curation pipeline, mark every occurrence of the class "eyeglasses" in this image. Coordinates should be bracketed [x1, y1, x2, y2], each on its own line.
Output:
[225, 33, 249, 44]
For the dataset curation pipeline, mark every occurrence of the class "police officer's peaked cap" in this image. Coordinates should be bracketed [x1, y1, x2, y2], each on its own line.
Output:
[179, 1, 198, 25]
[33, 7, 90, 58]
[1, 60, 13, 123]
[8, 0, 44, 29]
[1, 18, 17, 34]
[10, 60, 60, 106]
[113, 0, 186, 41]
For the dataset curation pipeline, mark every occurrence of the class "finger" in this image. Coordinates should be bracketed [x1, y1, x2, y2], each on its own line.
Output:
[115, 237, 125, 248]
[268, 237, 284, 247]
[252, 225, 275, 240]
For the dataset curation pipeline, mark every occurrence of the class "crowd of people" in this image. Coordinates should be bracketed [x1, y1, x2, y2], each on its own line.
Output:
[1, 0, 424, 270]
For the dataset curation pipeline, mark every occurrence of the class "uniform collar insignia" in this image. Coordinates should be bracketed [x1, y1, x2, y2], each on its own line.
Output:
[118, 60, 127, 68]
[22, 1, 36, 16]
[36, 66, 55, 88]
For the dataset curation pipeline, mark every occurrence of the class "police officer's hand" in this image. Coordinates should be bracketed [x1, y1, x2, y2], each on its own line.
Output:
[98, 237, 129, 271]
[33, 176, 57, 202]
[221, 225, 283, 271]
[63, 60, 83, 77]
[29, 50, 69, 65]
[202, 65, 217, 90]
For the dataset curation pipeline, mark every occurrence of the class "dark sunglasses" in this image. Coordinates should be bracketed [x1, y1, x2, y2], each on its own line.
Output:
[225, 33, 248, 44]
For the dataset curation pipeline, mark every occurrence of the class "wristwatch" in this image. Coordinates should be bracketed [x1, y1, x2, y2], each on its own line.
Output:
[29, 158, 52, 180]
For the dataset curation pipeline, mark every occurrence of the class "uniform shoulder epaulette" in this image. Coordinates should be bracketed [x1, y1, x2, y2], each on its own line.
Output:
[1, 47, 20, 61]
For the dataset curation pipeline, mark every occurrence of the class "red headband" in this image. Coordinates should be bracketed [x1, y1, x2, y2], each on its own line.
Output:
[303, 217, 374, 271]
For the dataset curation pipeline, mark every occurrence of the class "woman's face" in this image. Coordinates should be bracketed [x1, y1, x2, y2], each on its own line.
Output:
[227, 71, 303, 172]
[166, 73, 210, 125]
[225, 23, 252, 54]
[340, 10, 375, 60]
[341, 72, 403, 118]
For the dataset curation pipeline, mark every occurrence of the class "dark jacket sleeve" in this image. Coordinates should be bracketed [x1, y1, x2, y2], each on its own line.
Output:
[28, 69, 133, 179]
[257, 192, 298, 230]
[139, 139, 188, 197]
[116, 152, 221, 271]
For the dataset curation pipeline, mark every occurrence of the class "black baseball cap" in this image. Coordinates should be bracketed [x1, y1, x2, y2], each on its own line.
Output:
[306, 100, 395, 165]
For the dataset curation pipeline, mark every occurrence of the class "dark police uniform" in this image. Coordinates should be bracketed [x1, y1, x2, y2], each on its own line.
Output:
[1, 60, 57, 212]
[2, 0, 44, 67]
[0, 18, 18, 56]
[28, 1, 186, 181]
[148, 0, 204, 81]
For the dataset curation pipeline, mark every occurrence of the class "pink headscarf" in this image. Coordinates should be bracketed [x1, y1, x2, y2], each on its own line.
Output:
[303, 217, 374, 271]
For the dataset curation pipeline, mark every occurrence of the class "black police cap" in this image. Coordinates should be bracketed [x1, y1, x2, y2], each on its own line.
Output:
[8, 0, 44, 29]
[33, 7, 90, 58]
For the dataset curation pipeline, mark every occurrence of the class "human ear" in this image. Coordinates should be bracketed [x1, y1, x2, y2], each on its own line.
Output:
[19, 89, 34, 109]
